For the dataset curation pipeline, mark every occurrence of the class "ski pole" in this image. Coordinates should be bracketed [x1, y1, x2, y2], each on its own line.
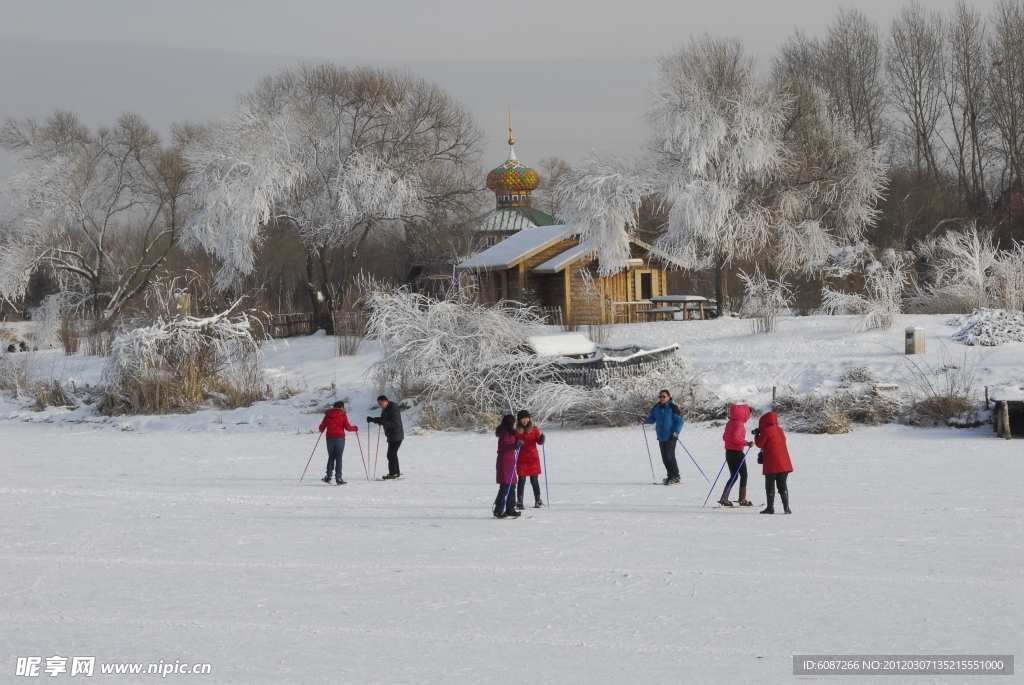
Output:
[502, 445, 523, 512]
[299, 431, 324, 482]
[542, 441, 550, 507]
[676, 438, 710, 482]
[355, 430, 369, 481]
[702, 459, 729, 507]
[374, 423, 382, 479]
[640, 422, 657, 484]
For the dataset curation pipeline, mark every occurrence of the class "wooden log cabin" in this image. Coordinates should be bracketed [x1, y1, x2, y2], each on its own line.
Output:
[456, 225, 685, 325]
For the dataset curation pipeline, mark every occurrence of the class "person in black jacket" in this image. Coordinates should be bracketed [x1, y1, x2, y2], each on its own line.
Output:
[367, 395, 405, 479]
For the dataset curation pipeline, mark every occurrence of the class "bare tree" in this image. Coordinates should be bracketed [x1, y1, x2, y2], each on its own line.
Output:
[988, 0, 1024, 240]
[0, 111, 191, 323]
[940, 1, 991, 215]
[533, 156, 571, 216]
[185, 63, 483, 332]
[820, 8, 891, 149]
[887, 1, 946, 178]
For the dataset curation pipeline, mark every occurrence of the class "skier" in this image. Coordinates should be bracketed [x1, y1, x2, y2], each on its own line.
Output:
[719, 404, 754, 507]
[493, 414, 521, 518]
[514, 409, 546, 509]
[638, 389, 685, 485]
[317, 401, 359, 484]
[752, 411, 793, 514]
[367, 395, 404, 480]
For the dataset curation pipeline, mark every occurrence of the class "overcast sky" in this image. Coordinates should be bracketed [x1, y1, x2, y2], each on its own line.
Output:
[0, 0, 1001, 189]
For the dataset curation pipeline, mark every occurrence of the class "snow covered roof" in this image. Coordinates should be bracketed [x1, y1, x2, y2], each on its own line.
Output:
[456, 225, 571, 270]
[470, 206, 558, 233]
[526, 333, 597, 357]
[990, 386, 1024, 402]
[532, 242, 596, 273]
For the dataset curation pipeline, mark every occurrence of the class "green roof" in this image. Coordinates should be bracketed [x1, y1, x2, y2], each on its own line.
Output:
[469, 205, 561, 233]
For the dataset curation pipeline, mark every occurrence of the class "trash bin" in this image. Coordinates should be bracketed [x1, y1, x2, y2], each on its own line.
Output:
[905, 326, 925, 354]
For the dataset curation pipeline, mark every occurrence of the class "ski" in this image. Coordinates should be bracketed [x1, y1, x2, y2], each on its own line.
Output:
[713, 503, 763, 509]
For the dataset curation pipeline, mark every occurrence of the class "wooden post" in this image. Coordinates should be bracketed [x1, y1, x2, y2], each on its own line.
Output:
[1003, 401, 1012, 440]
[985, 386, 990, 410]
[772, 386, 777, 409]
[996, 402, 1003, 438]
[563, 268, 572, 325]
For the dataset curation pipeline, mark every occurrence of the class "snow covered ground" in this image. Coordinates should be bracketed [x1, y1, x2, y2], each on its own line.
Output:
[2, 314, 1022, 682]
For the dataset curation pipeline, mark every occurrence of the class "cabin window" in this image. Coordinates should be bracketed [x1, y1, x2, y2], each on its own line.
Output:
[640, 272, 653, 300]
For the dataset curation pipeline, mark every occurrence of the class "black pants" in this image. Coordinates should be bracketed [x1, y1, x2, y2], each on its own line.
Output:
[517, 475, 541, 501]
[722, 449, 748, 498]
[658, 440, 680, 479]
[765, 472, 789, 497]
[494, 484, 516, 514]
[386, 440, 402, 476]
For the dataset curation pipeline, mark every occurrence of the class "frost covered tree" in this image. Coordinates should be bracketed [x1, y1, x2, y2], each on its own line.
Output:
[0, 111, 192, 323]
[556, 36, 886, 315]
[184, 64, 483, 332]
[810, 244, 911, 330]
[913, 223, 1024, 311]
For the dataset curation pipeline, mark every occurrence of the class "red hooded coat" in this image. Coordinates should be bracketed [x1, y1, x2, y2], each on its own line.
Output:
[318, 409, 359, 439]
[722, 404, 751, 451]
[515, 424, 545, 477]
[495, 428, 519, 485]
[753, 412, 793, 475]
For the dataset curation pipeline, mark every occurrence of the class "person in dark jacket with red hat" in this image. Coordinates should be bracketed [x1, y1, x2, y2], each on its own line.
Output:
[753, 411, 793, 514]
[318, 401, 359, 484]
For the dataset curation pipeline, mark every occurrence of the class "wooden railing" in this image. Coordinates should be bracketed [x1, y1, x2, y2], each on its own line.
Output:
[606, 300, 653, 324]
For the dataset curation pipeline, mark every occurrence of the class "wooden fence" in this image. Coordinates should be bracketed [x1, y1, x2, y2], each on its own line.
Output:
[265, 313, 315, 339]
[264, 311, 368, 339]
[538, 306, 564, 327]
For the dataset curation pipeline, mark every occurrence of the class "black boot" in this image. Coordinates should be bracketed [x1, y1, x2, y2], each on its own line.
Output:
[505, 488, 521, 518]
[761, 483, 775, 514]
[493, 486, 508, 518]
[780, 489, 791, 514]
[516, 495, 524, 510]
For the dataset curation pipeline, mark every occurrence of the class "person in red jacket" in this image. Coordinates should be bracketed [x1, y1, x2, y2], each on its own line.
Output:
[719, 404, 754, 507]
[492, 414, 521, 519]
[514, 409, 546, 509]
[752, 411, 793, 514]
[317, 401, 359, 485]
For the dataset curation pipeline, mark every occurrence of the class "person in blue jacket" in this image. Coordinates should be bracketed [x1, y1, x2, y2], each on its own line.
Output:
[638, 389, 685, 485]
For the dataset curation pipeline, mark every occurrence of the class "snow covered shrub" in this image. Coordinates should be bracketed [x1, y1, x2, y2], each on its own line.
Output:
[990, 243, 1024, 311]
[530, 358, 716, 427]
[31, 293, 68, 351]
[366, 286, 555, 430]
[950, 308, 1024, 346]
[895, 339, 983, 427]
[774, 389, 901, 434]
[738, 268, 793, 334]
[32, 379, 71, 410]
[0, 352, 33, 398]
[912, 225, 999, 313]
[840, 366, 875, 385]
[99, 306, 266, 415]
[812, 245, 910, 331]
